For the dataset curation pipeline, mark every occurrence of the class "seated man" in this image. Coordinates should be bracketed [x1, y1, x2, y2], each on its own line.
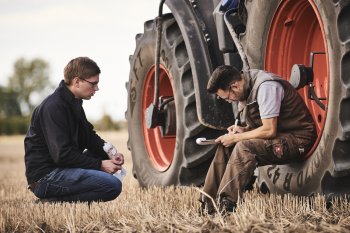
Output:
[201, 65, 316, 214]
[24, 57, 124, 203]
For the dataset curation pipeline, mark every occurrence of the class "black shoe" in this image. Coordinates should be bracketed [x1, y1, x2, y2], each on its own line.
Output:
[219, 196, 236, 214]
[198, 199, 216, 216]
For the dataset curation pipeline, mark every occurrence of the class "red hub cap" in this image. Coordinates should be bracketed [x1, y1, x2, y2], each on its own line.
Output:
[265, 0, 329, 157]
[142, 65, 176, 171]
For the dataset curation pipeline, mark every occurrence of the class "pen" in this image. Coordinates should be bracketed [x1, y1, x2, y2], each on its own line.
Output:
[230, 119, 239, 134]
[234, 119, 239, 127]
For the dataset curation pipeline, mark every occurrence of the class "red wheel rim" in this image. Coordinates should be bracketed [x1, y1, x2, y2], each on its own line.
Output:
[142, 65, 176, 171]
[265, 0, 329, 157]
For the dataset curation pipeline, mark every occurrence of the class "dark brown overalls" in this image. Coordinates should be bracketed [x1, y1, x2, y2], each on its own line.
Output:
[202, 70, 317, 204]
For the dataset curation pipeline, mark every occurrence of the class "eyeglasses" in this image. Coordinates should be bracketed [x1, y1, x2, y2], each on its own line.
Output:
[217, 88, 232, 102]
[79, 77, 99, 88]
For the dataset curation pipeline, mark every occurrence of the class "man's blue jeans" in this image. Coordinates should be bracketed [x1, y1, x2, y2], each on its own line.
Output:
[33, 168, 122, 202]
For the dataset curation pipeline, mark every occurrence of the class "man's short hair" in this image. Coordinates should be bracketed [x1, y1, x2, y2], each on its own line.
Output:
[64, 57, 101, 85]
[207, 65, 242, 93]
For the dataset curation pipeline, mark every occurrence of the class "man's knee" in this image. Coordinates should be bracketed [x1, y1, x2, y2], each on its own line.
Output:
[105, 177, 122, 201]
[112, 178, 122, 197]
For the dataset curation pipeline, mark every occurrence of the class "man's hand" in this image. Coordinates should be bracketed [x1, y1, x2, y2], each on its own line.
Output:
[215, 133, 240, 147]
[101, 160, 121, 174]
[216, 117, 278, 147]
[227, 125, 245, 134]
[112, 152, 124, 166]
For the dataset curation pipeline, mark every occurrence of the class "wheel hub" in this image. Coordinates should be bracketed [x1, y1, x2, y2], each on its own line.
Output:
[142, 64, 176, 171]
[289, 64, 313, 89]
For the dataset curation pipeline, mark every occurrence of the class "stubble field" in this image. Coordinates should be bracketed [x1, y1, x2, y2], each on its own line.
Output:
[1, 130, 350, 232]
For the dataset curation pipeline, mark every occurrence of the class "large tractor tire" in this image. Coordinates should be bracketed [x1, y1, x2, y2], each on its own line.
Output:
[240, 0, 350, 197]
[127, 14, 222, 187]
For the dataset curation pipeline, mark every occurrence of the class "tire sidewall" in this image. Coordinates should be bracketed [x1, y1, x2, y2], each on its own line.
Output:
[128, 19, 185, 186]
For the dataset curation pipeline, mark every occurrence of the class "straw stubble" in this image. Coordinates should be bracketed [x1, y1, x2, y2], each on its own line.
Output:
[0, 131, 349, 232]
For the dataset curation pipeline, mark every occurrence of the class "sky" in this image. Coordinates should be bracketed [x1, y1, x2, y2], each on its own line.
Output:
[0, 0, 170, 121]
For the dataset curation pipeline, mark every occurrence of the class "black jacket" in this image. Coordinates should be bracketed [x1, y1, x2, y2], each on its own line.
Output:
[24, 80, 108, 184]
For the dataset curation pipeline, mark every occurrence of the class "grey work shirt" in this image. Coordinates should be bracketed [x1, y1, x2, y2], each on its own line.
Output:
[257, 81, 284, 119]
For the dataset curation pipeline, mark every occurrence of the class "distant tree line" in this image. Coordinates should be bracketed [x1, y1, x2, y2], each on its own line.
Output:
[0, 58, 52, 135]
[93, 114, 127, 132]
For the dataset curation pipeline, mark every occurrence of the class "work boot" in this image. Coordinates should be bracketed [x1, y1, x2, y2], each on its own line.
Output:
[219, 196, 236, 214]
[198, 199, 216, 216]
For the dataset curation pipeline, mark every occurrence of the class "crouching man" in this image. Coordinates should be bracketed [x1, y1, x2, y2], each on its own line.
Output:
[24, 57, 124, 203]
[201, 65, 316, 214]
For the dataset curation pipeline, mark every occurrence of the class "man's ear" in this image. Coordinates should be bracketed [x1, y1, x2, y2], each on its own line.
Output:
[230, 82, 237, 89]
[72, 77, 80, 87]
[231, 79, 242, 89]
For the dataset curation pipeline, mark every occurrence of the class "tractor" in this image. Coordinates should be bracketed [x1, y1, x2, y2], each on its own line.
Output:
[127, 0, 350, 198]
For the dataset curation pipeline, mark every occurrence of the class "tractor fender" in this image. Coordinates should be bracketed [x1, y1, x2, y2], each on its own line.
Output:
[165, 0, 235, 129]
